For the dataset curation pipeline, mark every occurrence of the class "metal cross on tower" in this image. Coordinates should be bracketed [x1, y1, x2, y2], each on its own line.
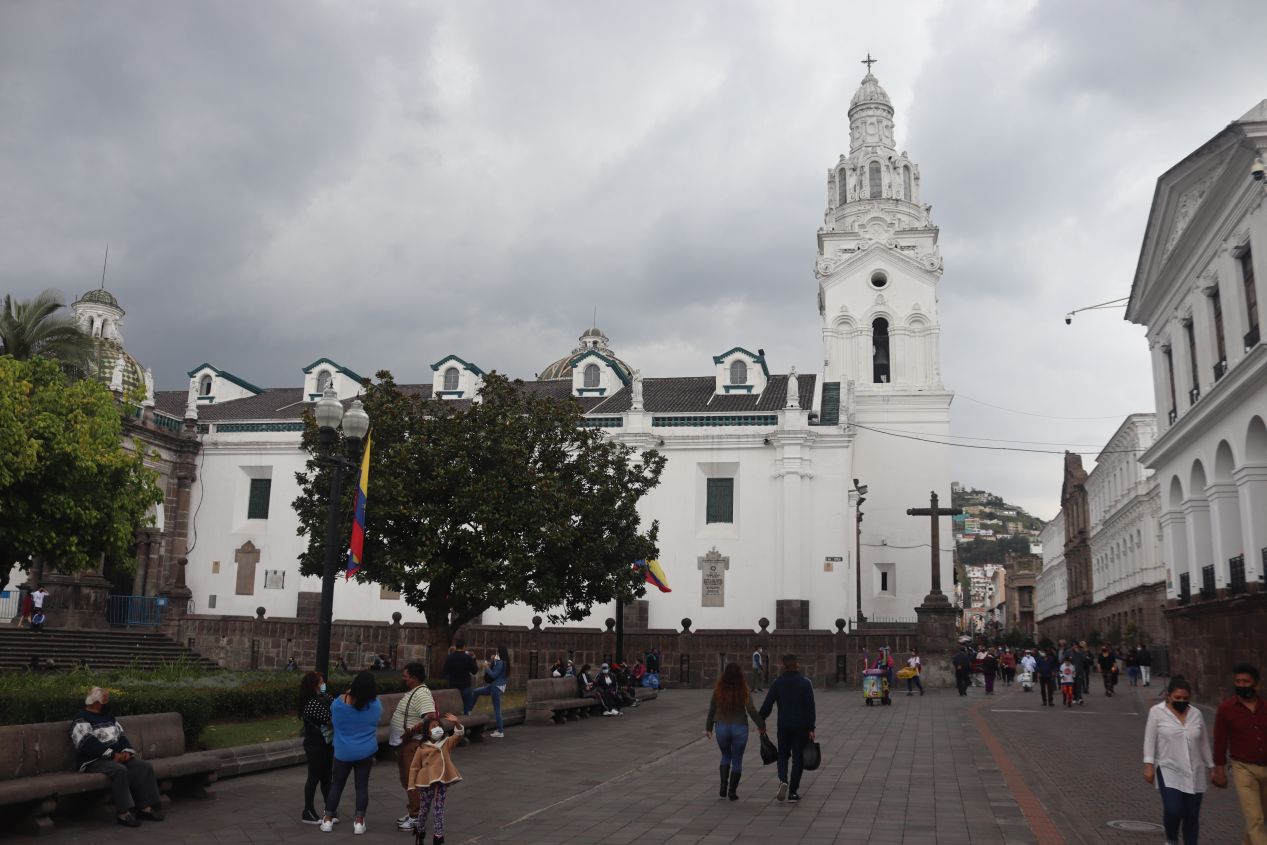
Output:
[861, 53, 877, 73]
[905, 491, 962, 606]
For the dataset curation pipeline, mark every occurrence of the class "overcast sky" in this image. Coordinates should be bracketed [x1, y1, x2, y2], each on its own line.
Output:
[3, 1, 1265, 519]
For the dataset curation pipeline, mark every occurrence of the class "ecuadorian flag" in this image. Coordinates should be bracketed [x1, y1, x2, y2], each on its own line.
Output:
[635, 559, 671, 593]
[345, 433, 371, 581]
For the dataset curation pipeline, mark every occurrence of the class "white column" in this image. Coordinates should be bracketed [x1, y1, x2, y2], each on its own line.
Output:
[1234, 465, 1267, 581]
[1181, 498, 1213, 592]
[1160, 510, 1189, 599]
[1205, 482, 1243, 587]
[781, 473, 803, 599]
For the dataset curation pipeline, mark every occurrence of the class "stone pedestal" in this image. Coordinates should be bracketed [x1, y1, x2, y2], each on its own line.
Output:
[775, 599, 810, 631]
[624, 599, 649, 630]
[42, 569, 113, 630]
[915, 599, 958, 654]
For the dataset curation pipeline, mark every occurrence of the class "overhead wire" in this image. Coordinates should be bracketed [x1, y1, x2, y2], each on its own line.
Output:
[954, 392, 1132, 421]
[851, 422, 1146, 456]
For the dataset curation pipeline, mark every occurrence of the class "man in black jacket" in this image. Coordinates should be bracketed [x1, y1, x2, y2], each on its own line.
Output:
[71, 687, 163, 828]
[759, 654, 816, 802]
[442, 639, 479, 714]
[952, 647, 973, 696]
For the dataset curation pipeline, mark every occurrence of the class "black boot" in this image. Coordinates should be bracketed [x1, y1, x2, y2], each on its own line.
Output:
[719, 765, 730, 798]
[728, 771, 741, 801]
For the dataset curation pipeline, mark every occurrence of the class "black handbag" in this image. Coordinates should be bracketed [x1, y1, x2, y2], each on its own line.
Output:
[802, 741, 822, 771]
[759, 734, 778, 765]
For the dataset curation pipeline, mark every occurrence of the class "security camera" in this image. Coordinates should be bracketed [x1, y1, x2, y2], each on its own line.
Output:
[1065, 314, 1073, 325]
[1253, 157, 1266, 182]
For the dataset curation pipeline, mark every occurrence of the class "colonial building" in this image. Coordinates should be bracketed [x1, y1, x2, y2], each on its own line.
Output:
[1035, 511, 1067, 634]
[1125, 98, 1267, 699]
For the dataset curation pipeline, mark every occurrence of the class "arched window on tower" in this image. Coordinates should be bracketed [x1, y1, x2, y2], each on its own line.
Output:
[872, 318, 891, 383]
[583, 363, 600, 388]
[199, 375, 212, 396]
[729, 360, 747, 385]
[903, 166, 913, 201]
[316, 370, 332, 393]
[444, 367, 459, 391]
[868, 161, 882, 199]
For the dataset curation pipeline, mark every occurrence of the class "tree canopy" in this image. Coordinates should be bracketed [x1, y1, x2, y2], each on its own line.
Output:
[1, 290, 93, 375]
[293, 372, 665, 670]
[0, 356, 163, 592]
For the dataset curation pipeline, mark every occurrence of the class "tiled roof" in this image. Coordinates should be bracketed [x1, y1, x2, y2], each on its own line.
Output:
[152, 374, 818, 423]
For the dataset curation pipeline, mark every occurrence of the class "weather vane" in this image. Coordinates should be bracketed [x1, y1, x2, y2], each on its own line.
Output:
[861, 53, 877, 73]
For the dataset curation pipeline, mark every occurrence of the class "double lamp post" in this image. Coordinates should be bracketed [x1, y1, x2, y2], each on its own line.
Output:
[312, 387, 370, 679]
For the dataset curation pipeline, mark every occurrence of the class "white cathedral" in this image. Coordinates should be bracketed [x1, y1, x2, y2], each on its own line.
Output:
[68, 69, 955, 632]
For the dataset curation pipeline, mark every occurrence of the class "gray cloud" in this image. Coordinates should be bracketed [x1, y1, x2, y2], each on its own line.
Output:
[3, 0, 1264, 517]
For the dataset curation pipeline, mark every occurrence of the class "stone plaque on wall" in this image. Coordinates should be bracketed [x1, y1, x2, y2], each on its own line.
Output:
[698, 548, 729, 607]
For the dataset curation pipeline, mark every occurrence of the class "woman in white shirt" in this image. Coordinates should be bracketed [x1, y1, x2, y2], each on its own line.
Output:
[1142, 676, 1213, 845]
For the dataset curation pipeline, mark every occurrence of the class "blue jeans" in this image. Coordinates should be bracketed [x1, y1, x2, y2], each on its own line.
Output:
[457, 686, 475, 715]
[471, 684, 503, 731]
[714, 722, 750, 774]
[906, 675, 923, 694]
[1156, 768, 1202, 845]
[776, 727, 808, 793]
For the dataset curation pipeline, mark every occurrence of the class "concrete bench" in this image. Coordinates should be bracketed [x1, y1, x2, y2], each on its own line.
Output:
[525, 678, 599, 724]
[375, 688, 491, 746]
[0, 712, 220, 836]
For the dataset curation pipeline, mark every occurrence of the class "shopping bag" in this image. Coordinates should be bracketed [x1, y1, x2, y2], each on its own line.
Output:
[802, 741, 822, 771]
[759, 734, 778, 765]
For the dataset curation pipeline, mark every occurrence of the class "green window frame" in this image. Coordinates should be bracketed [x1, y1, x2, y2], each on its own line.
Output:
[706, 478, 734, 524]
[247, 478, 272, 520]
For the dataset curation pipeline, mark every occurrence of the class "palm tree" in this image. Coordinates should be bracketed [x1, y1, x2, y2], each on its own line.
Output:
[0, 289, 94, 374]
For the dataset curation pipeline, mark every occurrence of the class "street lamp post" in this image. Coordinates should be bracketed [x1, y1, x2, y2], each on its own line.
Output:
[853, 479, 868, 626]
[312, 388, 369, 678]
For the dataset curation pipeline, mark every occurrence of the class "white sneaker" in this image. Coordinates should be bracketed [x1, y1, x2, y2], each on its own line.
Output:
[320, 818, 334, 833]
[488, 730, 505, 738]
[353, 820, 366, 835]
[614, 710, 623, 716]
[397, 815, 411, 824]
[776, 782, 788, 802]
[603, 710, 614, 716]
[398, 817, 417, 831]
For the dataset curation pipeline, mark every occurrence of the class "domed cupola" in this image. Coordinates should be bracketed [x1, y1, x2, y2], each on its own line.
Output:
[539, 326, 634, 382]
[849, 72, 892, 112]
[71, 288, 153, 403]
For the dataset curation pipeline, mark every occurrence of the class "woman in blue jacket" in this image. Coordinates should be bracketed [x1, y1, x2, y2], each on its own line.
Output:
[321, 672, 382, 835]
[471, 646, 509, 737]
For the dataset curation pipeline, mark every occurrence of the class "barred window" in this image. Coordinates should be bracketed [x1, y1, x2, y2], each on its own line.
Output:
[706, 478, 734, 524]
[247, 478, 272, 520]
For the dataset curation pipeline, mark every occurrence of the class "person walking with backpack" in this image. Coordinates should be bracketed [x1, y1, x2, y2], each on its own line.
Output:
[706, 663, 767, 801]
[759, 654, 816, 803]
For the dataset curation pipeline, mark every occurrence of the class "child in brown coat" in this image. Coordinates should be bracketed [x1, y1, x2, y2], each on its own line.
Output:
[406, 713, 463, 845]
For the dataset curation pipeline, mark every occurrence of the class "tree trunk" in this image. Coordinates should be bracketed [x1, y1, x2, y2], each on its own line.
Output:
[424, 617, 455, 683]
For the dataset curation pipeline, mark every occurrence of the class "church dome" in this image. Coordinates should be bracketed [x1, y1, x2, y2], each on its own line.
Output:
[76, 288, 121, 308]
[92, 338, 148, 395]
[539, 326, 634, 381]
[849, 72, 892, 111]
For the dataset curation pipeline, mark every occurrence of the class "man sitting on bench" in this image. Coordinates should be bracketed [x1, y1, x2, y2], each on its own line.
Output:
[71, 687, 164, 828]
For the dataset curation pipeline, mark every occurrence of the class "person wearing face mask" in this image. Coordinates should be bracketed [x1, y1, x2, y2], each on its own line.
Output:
[594, 663, 623, 716]
[471, 647, 509, 737]
[406, 714, 465, 845]
[1143, 676, 1213, 845]
[298, 671, 335, 825]
[391, 663, 437, 832]
[1211, 663, 1267, 844]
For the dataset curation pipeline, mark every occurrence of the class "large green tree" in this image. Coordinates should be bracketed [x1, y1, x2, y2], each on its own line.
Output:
[293, 371, 665, 674]
[0, 290, 94, 375]
[0, 356, 163, 593]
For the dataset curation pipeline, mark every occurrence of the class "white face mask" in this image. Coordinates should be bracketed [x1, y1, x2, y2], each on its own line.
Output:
[429, 727, 445, 741]
[319, 683, 327, 694]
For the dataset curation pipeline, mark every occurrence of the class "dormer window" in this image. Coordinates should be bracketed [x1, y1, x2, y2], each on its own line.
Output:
[199, 375, 213, 396]
[444, 367, 460, 391]
[729, 360, 747, 386]
[316, 370, 332, 393]
[583, 363, 600, 388]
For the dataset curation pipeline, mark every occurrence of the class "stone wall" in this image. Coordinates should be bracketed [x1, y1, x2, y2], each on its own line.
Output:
[1164, 589, 1267, 705]
[1037, 581, 1168, 647]
[165, 609, 930, 690]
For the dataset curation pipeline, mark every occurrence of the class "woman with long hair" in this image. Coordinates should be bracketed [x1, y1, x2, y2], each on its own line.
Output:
[705, 662, 766, 801]
[1143, 676, 1213, 845]
[298, 671, 334, 824]
[321, 671, 382, 835]
[471, 646, 509, 737]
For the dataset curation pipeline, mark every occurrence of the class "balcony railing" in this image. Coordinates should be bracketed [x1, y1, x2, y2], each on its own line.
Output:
[1179, 573, 1191, 604]
[1247, 325, 1261, 351]
[1189, 386, 1201, 405]
[1229, 555, 1247, 595]
[1200, 565, 1216, 600]
[1213, 360, 1228, 382]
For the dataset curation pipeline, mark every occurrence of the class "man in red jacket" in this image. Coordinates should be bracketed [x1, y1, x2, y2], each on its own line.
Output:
[1211, 663, 1267, 844]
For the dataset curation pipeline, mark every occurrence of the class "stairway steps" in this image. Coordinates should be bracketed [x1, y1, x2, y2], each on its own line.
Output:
[0, 628, 221, 672]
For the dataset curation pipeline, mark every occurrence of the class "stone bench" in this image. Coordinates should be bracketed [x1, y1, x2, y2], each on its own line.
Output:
[525, 678, 601, 724]
[0, 712, 220, 836]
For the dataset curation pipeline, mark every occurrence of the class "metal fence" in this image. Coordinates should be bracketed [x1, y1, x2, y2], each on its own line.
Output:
[0, 590, 23, 620]
[106, 595, 168, 628]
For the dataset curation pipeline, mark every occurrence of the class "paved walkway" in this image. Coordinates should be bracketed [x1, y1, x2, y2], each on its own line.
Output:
[21, 680, 1249, 844]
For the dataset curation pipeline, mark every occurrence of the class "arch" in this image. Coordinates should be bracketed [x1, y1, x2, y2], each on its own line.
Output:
[316, 370, 332, 393]
[902, 165, 913, 200]
[88, 316, 96, 335]
[729, 360, 747, 385]
[871, 317, 891, 383]
[905, 313, 929, 330]
[1248, 415, 1267, 461]
[1189, 459, 1208, 497]
[443, 367, 460, 391]
[199, 375, 212, 396]
[1168, 475, 1184, 509]
[583, 363, 600, 388]
[1213, 440, 1237, 483]
[868, 161, 882, 199]
[838, 167, 849, 203]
